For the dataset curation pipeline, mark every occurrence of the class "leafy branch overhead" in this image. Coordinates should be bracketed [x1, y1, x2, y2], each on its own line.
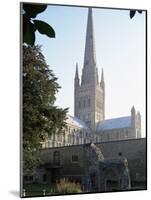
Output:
[23, 4, 55, 46]
[129, 9, 143, 19]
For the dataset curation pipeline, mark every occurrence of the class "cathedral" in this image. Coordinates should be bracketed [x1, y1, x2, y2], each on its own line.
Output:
[42, 8, 141, 149]
[23, 8, 146, 196]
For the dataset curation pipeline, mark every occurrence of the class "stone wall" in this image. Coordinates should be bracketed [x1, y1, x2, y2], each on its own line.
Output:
[38, 138, 146, 187]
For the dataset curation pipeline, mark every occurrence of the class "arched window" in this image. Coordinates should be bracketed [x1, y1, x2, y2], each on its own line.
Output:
[88, 98, 91, 107]
[78, 101, 81, 108]
[53, 151, 60, 165]
[76, 136, 79, 144]
[68, 134, 71, 144]
[72, 134, 75, 144]
[83, 100, 86, 108]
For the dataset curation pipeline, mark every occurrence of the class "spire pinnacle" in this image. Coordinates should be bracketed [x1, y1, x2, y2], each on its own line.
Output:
[75, 63, 79, 79]
[101, 68, 104, 82]
[131, 105, 136, 113]
[100, 68, 105, 88]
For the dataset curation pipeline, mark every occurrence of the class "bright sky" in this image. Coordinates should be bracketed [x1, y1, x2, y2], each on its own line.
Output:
[35, 5, 146, 137]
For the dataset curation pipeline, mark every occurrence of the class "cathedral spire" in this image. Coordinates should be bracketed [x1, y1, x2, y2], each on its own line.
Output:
[74, 7, 105, 129]
[81, 8, 97, 85]
[84, 7, 96, 67]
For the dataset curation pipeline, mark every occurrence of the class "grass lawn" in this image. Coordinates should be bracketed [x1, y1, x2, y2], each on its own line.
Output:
[23, 183, 56, 197]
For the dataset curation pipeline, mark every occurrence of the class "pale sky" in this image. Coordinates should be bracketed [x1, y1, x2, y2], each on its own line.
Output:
[35, 5, 146, 137]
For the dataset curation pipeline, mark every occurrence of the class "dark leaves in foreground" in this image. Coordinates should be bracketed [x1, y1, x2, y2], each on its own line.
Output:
[23, 45, 68, 170]
[22, 3, 55, 46]
[130, 10, 143, 19]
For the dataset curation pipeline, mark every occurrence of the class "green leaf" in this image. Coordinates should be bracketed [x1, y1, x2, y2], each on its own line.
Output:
[23, 4, 47, 18]
[23, 16, 36, 46]
[130, 10, 136, 18]
[34, 20, 55, 38]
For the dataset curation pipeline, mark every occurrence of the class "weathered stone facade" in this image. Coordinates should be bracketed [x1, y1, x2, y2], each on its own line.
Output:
[24, 138, 146, 192]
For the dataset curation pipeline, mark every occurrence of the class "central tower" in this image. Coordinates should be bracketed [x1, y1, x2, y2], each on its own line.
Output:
[74, 8, 105, 130]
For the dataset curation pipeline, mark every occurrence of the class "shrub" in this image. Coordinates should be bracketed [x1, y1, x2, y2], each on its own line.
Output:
[55, 178, 82, 194]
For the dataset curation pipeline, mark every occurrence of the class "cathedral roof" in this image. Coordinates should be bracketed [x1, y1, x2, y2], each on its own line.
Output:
[66, 115, 88, 129]
[96, 116, 131, 131]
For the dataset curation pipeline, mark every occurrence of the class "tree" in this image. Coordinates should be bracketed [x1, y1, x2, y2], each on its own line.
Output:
[23, 45, 68, 170]
[129, 9, 143, 19]
[22, 3, 55, 46]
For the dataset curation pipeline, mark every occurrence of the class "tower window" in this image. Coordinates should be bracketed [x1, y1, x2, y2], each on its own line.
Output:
[76, 136, 79, 144]
[88, 98, 91, 107]
[78, 101, 81, 108]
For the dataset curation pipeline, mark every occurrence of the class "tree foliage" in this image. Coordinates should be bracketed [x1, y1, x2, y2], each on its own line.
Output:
[129, 9, 143, 19]
[23, 45, 68, 170]
[23, 3, 55, 46]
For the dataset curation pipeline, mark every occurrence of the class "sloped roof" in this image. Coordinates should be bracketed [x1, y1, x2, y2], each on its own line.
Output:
[96, 116, 131, 131]
[66, 115, 88, 129]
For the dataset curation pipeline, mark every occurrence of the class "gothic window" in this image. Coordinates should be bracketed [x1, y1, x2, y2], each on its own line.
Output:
[53, 151, 60, 165]
[80, 131, 82, 136]
[78, 101, 81, 108]
[83, 100, 86, 108]
[76, 136, 79, 144]
[71, 155, 79, 163]
[68, 134, 71, 144]
[88, 98, 91, 107]
[86, 121, 91, 127]
[72, 134, 75, 144]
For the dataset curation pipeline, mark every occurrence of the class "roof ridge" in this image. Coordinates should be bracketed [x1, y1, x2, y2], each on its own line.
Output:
[96, 116, 131, 131]
[101, 116, 131, 122]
